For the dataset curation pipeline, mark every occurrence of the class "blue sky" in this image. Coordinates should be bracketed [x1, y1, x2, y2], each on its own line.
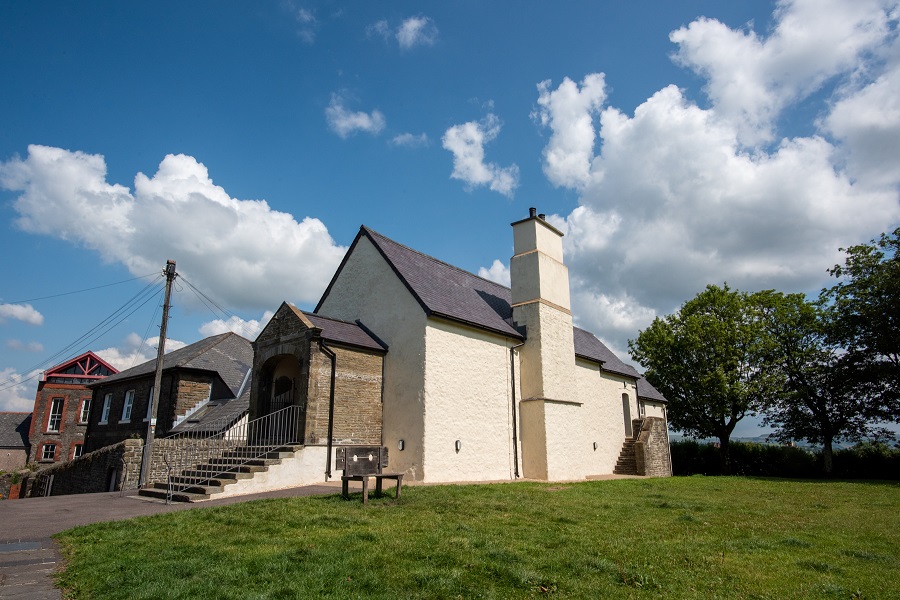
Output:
[1, 1, 898, 438]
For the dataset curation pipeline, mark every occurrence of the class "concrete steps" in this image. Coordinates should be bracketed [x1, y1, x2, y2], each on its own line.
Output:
[137, 445, 300, 502]
[613, 438, 638, 475]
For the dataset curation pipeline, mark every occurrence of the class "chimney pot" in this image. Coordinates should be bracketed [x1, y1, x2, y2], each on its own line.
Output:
[538, 213, 546, 220]
[529, 207, 537, 218]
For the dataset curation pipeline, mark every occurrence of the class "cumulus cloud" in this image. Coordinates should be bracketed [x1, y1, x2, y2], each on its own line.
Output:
[670, 0, 895, 145]
[5, 340, 43, 352]
[0, 303, 44, 325]
[369, 16, 438, 49]
[198, 311, 273, 340]
[0, 367, 37, 412]
[0, 146, 347, 311]
[442, 114, 519, 197]
[391, 132, 430, 148]
[94, 332, 187, 372]
[519, 0, 900, 355]
[478, 260, 511, 287]
[532, 74, 606, 189]
[325, 94, 386, 138]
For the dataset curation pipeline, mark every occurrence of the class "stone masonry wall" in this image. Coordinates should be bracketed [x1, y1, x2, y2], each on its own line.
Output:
[29, 384, 92, 464]
[173, 375, 213, 418]
[25, 439, 144, 497]
[634, 417, 672, 477]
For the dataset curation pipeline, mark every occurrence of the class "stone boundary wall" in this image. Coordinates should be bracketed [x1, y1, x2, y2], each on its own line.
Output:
[25, 439, 144, 497]
[634, 417, 672, 477]
[147, 437, 243, 484]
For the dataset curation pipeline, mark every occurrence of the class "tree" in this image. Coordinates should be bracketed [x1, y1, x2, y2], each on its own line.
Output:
[822, 227, 900, 408]
[629, 284, 780, 473]
[756, 291, 890, 474]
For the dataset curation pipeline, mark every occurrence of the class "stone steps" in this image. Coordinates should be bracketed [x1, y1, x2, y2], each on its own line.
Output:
[138, 445, 299, 502]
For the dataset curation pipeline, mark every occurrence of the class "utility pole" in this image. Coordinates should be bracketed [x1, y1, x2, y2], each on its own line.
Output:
[138, 260, 177, 488]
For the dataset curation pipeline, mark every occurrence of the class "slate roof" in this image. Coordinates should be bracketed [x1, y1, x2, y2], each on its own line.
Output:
[0, 412, 31, 449]
[297, 308, 387, 352]
[169, 383, 250, 435]
[637, 378, 667, 403]
[93, 332, 253, 396]
[318, 227, 523, 339]
[572, 327, 640, 378]
[319, 226, 652, 384]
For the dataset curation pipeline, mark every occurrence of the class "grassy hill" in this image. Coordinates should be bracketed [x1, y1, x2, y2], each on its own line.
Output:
[56, 477, 900, 599]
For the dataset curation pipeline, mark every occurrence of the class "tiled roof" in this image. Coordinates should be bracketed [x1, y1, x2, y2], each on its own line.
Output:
[637, 378, 667, 403]
[303, 311, 387, 352]
[0, 412, 31, 449]
[318, 227, 522, 339]
[318, 226, 651, 385]
[94, 332, 253, 396]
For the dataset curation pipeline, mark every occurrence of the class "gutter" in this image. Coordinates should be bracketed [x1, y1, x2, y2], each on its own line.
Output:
[509, 341, 525, 478]
[319, 339, 337, 480]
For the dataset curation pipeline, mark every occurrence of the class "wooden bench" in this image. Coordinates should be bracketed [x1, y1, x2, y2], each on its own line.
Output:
[336, 446, 403, 505]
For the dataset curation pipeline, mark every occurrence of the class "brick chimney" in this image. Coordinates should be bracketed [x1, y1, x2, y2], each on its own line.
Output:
[510, 208, 579, 480]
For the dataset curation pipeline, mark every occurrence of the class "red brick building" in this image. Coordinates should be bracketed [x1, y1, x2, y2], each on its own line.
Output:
[28, 351, 118, 464]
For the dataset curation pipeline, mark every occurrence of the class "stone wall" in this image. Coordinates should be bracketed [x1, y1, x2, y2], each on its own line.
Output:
[634, 417, 672, 477]
[25, 439, 144, 497]
[173, 375, 213, 418]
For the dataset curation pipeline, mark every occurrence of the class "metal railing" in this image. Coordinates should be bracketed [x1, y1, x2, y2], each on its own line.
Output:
[146, 405, 303, 501]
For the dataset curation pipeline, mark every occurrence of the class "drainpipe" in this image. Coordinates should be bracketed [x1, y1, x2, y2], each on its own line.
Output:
[509, 341, 525, 478]
[319, 339, 337, 480]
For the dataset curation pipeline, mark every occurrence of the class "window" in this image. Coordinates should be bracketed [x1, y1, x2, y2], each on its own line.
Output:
[144, 386, 154, 421]
[121, 389, 135, 422]
[79, 398, 92, 424]
[100, 393, 112, 424]
[72, 444, 84, 459]
[47, 398, 64, 432]
[41, 443, 57, 461]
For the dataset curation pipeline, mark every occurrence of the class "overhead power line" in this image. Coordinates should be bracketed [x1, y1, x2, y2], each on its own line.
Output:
[3, 272, 159, 305]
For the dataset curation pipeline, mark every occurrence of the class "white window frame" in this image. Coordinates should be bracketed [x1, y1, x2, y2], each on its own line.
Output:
[41, 443, 56, 461]
[100, 393, 112, 424]
[79, 398, 92, 424]
[72, 444, 84, 459]
[121, 389, 135, 423]
[47, 397, 64, 432]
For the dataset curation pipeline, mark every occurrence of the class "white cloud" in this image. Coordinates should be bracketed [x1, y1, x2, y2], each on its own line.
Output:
[0, 303, 44, 325]
[5, 339, 43, 352]
[325, 94, 386, 138]
[478, 260, 510, 287]
[397, 16, 438, 49]
[369, 16, 438, 49]
[0, 367, 37, 412]
[531, 0, 900, 357]
[198, 311, 273, 340]
[391, 132, 429, 148]
[94, 332, 187, 372]
[532, 74, 606, 189]
[670, 0, 896, 145]
[0, 146, 347, 311]
[442, 113, 519, 197]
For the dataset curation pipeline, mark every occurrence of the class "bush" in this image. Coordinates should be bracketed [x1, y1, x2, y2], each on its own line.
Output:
[671, 439, 899, 479]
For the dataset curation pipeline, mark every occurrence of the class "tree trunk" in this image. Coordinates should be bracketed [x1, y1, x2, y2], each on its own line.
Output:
[718, 435, 731, 475]
[822, 436, 834, 476]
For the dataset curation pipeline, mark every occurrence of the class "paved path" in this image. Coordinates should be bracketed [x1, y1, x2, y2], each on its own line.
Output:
[0, 483, 347, 599]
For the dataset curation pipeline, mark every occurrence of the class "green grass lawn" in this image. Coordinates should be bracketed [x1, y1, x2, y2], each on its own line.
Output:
[55, 477, 900, 599]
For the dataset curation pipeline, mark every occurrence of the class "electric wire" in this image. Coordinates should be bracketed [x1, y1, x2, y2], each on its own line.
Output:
[3, 272, 159, 304]
[178, 275, 263, 341]
[0, 276, 165, 392]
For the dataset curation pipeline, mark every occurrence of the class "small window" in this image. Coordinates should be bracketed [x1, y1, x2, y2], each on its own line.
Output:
[121, 389, 135, 422]
[72, 444, 84, 459]
[100, 393, 112, 424]
[145, 385, 154, 421]
[48, 398, 64, 432]
[42, 443, 57, 461]
[79, 398, 92, 424]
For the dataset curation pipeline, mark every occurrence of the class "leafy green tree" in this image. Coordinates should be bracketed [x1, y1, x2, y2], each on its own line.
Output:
[756, 291, 891, 474]
[629, 284, 780, 473]
[822, 227, 900, 408]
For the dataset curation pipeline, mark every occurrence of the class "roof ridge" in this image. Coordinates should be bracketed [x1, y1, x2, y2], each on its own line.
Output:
[302, 310, 366, 327]
[362, 226, 512, 291]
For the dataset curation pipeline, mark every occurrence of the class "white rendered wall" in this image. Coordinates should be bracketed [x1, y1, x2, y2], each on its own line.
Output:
[421, 318, 519, 482]
[574, 358, 640, 476]
[212, 445, 330, 499]
[643, 401, 666, 419]
[316, 236, 428, 480]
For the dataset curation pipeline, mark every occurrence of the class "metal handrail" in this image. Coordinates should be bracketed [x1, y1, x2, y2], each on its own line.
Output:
[145, 405, 302, 498]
